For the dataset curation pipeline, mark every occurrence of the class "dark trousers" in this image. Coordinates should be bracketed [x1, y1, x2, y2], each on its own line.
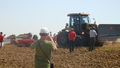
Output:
[0, 42, 2, 48]
[69, 40, 75, 52]
[89, 37, 96, 51]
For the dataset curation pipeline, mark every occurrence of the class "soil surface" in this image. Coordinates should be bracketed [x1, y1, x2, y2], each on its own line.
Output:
[0, 43, 120, 68]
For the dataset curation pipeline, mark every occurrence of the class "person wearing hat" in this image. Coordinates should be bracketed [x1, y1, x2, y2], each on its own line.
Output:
[68, 28, 76, 52]
[32, 27, 57, 68]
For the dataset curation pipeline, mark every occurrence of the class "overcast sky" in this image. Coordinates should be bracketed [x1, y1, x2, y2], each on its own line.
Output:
[0, 0, 120, 36]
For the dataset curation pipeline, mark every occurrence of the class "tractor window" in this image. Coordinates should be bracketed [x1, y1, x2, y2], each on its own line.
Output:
[70, 16, 80, 27]
[81, 16, 89, 23]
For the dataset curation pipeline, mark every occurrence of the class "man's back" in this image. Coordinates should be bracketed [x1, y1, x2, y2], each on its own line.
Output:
[32, 40, 53, 60]
[32, 40, 53, 68]
[89, 30, 97, 37]
[68, 31, 76, 40]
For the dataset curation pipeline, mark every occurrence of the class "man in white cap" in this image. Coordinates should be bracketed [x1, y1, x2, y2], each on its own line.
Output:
[32, 27, 57, 68]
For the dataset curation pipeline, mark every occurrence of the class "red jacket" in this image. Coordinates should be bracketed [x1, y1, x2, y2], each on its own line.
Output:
[68, 31, 76, 40]
[0, 34, 4, 42]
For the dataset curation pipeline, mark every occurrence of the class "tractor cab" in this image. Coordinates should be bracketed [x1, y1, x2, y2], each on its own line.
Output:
[57, 13, 98, 48]
[67, 13, 90, 35]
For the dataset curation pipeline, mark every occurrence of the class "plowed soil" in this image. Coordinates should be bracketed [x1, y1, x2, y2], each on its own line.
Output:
[0, 43, 120, 68]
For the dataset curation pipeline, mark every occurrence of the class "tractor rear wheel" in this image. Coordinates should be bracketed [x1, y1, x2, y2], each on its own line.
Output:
[57, 30, 69, 48]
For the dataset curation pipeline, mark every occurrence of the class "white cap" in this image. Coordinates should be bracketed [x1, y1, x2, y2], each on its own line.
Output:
[40, 27, 49, 34]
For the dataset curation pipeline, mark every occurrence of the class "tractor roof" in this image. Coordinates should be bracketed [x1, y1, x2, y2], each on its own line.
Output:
[67, 13, 90, 16]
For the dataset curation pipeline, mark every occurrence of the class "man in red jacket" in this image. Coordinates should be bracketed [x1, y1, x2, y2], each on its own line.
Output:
[68, 29, 76, 52]
[0, 32, 5, 47]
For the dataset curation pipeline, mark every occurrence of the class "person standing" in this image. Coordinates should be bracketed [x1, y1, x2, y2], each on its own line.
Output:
[89, 27, 97, 51]
[32, 27, 57, 68]
[68, 28, 76, 52]
[0, 32, 5, 47]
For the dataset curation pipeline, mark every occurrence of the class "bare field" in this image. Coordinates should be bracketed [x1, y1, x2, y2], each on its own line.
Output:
[0, 44, 120, 68]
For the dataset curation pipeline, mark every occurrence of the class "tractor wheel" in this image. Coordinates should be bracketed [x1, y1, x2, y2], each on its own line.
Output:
[57, 30, 69, 48]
